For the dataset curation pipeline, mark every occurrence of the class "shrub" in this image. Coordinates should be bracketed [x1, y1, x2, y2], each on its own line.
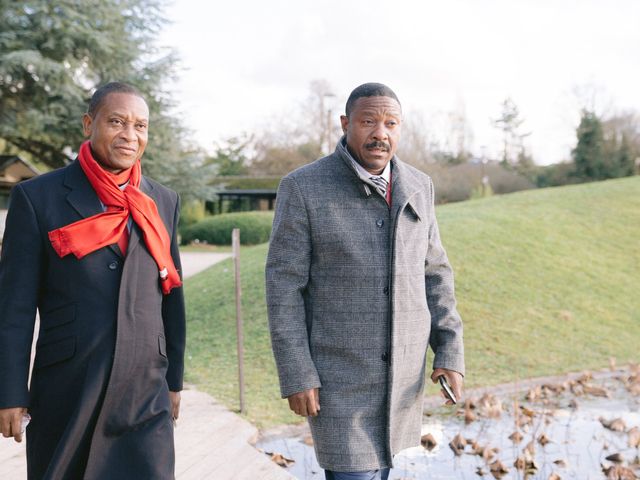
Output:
[181, 211, 274, 246]
[180, 199, 206, 229]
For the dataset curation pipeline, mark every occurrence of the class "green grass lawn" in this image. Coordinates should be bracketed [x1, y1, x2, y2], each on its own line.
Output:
[183, 177, 640, 428]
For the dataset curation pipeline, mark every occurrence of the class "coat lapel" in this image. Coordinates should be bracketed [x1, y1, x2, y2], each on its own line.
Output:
[64, 160, 102, 220]
[64, 161, 122, 258]
[390, 158, 422, 220]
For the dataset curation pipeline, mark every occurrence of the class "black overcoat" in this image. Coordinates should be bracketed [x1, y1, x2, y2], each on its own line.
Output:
[0, 160, 186, 479]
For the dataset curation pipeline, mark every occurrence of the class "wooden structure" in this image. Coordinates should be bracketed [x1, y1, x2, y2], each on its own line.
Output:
[0, 155, 40, 240]
[207, 189, 277, 215]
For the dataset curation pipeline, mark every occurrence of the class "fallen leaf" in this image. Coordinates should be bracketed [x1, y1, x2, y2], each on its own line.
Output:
[605, 452, 624, 463]
[267, 452, 295, 467]
[602, 464, 638, 480]
[538, 433, 551, 446]
[473, 444, 497, 461]
[465, 408, 477, 424]
[553, 459, 568, 468]
[628, 426, 640, 448]
[526, 386, 541, 401]
[449, 433, 466, 455]
[509, 431, 523, 443]
[420, 433, 437, 451]
[600, 417, 627, 432]
[584, 384, 610, 398]
[577, 371, 593, 384]
[302, 435, 314, 446]
[524, 440, 535, 456]
[549, 474, 562, 480]
[520, 406, 536, 418]
[489, 459, 509, 478]
[479, 393, 503, 418]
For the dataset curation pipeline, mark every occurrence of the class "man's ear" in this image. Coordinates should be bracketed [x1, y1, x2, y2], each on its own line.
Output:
[82, 113, 93, 137]
[340, 114, 349, 135]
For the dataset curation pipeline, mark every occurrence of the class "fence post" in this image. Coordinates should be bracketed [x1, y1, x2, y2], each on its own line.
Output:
[232, 228, 246, 414]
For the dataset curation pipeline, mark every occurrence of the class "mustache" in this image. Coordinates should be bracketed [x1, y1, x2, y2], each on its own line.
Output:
[365, 141, 390, 151]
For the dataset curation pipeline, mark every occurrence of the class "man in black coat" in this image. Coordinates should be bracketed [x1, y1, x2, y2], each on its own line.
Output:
[0, 82, 186, 479]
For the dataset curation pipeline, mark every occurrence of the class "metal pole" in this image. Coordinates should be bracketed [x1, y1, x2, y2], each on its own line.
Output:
[232, 228, 245, 414]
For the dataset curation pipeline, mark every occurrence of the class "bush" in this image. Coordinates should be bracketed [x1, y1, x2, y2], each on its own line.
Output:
[181, 211, 274, 246]
[180, 199, 206, 229]
[422, 162, 534, 203]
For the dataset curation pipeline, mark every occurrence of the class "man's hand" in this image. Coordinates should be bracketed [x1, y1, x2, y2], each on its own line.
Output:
[431, 368, 463, 405]
[0, 407, 28, 443]
[287, 388, 320, 417]
[169, 391, 181, 423]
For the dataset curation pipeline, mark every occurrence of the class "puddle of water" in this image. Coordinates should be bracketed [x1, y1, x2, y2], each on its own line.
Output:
[257, 368, 640, 479]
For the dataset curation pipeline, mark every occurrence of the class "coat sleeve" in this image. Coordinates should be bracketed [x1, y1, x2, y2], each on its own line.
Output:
[424, 178, 465, 376]
[0, 184, 42, 408]
[162, 193, 186, 392]
[265, 175, 321, 398]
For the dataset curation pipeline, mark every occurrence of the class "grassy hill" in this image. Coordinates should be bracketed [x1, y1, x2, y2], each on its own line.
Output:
[183, 177, 640, 428]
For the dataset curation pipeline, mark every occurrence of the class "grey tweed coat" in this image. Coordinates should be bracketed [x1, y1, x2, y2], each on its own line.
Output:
[266, 139, 464, 471]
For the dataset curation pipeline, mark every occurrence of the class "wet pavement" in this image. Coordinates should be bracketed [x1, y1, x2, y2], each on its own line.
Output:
[257, 365, 640, 479]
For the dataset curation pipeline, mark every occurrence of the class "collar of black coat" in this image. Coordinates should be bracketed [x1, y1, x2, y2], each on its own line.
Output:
[62, 159, 155, 258]
[335, 136, 424, 221]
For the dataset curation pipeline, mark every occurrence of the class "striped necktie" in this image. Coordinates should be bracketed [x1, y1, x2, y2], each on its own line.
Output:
[369, 176, 388, 198]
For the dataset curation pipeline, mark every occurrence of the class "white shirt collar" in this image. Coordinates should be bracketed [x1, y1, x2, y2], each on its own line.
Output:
[347, 150, 391, 183]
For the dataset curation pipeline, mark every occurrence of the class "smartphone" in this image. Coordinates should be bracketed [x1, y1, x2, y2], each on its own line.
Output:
[438, 376, 457, 404]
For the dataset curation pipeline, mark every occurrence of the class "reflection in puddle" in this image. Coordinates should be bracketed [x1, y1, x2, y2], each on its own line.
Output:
[257, 367, 640, 479]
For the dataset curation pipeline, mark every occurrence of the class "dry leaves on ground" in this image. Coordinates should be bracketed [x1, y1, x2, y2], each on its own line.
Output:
[265, 452, 295, 467]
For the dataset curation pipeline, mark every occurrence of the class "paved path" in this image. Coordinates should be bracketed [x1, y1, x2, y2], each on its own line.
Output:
[0, 251, 294, 480]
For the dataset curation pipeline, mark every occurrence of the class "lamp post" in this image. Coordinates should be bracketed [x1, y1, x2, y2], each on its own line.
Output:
[480, 145, 489, 196]
[321, 92, 335, 155]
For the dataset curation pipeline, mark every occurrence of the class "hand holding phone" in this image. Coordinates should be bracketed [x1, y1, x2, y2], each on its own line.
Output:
[438, 375, 457, 404]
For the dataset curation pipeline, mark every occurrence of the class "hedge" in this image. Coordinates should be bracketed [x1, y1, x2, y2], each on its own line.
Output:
[181, 211, 275, 245]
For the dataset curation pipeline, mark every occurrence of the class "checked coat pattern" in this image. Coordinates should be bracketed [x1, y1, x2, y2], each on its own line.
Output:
[266, 139, 464, 471]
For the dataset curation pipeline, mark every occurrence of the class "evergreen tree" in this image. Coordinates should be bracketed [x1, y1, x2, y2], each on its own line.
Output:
[572, 110, 606, 181]
[206, 137, 250, 176]
[0, 0, 207, 199]
[613, 133, 635, 177]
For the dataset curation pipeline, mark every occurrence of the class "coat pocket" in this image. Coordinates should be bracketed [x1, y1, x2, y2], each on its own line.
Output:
[34, 336, 76, 370]
[40, 303, 76, 331]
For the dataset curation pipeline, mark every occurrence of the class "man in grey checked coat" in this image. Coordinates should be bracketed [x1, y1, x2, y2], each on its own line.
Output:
[266, 83, 464, 480]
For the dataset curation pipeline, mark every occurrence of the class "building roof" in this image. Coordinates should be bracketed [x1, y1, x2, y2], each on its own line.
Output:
[215, 189, 277, 200]
[0, 155, 40, 175]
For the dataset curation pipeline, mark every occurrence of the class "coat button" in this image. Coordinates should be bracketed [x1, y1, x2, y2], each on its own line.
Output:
[376, 219, 384, 228]
[108, 261, 119, 270]
[381, 352, 389, 362]
[383, 286, 389, 295]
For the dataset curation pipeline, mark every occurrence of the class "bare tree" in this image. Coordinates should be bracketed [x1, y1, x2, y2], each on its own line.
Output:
[492, 97, 531, 165]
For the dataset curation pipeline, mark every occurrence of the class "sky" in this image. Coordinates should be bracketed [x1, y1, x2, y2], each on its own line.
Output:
[158, 0, 640, 165]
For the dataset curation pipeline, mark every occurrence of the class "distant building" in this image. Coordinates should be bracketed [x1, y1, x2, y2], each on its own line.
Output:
[0, 155, 40, 241]
[207, 176, 280, 214]
[208, 189, 277, 215]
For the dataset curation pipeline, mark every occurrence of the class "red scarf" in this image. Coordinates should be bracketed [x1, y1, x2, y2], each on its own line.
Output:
[48, 141, 182, 294]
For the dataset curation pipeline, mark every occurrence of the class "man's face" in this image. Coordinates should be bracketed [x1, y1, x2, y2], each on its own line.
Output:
[340, 95, 402, 175]
[82, 92, 149, 173]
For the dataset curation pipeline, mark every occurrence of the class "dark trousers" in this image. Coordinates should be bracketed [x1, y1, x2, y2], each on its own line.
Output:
[325, 468, 391, 480]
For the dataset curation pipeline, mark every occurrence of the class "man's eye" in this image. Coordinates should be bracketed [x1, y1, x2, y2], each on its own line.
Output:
[110, 119, 123, 126]
[135, 123, 147, 130]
